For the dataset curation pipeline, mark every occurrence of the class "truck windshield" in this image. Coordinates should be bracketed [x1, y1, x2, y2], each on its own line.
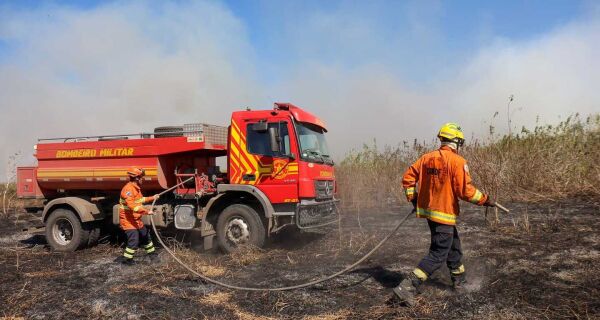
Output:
[295, 122, 333, 165]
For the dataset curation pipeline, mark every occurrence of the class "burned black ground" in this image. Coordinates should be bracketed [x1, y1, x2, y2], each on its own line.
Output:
[1, 200, 599, 319]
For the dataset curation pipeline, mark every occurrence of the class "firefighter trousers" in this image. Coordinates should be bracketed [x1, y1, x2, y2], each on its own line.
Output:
[416, 219, 463, 277]
[123, 226, 155, 259]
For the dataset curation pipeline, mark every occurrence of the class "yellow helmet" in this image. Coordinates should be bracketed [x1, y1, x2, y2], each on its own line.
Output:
[437, 123, 465, 146]
[127, 167, 145, 179]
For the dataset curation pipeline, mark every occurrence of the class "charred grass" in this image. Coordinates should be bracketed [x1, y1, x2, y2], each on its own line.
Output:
[1, 200, 599, 319]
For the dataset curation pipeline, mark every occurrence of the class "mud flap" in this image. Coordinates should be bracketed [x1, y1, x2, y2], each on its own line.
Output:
[200, 218, 216, 250]
[203, 234, 215, 250]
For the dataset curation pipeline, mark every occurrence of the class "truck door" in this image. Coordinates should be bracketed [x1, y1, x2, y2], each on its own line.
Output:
[228, 119, 299, 204]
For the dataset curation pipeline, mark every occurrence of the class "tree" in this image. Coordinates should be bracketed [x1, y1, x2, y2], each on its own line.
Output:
[3, 152, 21, 215]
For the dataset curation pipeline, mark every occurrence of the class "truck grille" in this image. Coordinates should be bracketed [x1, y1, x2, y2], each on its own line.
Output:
[296, 200, 338, 229]
[315, 180, 334, 200]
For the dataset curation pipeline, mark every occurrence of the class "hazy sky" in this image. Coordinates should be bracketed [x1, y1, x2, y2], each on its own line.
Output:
[1, 0, 599, 177]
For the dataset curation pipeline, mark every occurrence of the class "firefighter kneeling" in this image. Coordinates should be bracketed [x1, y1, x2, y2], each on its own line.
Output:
[115, 167, 161, 265]
[393, 123, 495, 305]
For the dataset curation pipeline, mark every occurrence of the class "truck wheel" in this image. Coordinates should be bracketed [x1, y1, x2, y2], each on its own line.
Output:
[216, 204, 266, 253]
[154, 126, 184, 138]
[45, 208, 89, 252]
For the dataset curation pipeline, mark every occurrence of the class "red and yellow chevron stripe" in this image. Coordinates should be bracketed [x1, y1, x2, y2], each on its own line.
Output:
[229, 120, 298, 185]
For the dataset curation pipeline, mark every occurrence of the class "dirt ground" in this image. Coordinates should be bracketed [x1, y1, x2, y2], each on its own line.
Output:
[1, 200, 599, 319]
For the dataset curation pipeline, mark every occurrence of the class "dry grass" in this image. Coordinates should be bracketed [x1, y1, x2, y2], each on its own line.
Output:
[155, 240, 228, 279]
[22, 270, 61, 278]
[173, 247, 227, 277]
[301, 309, 352, 320]
[342, 230, 379, 257]
[192, 262, 227, 277]
[1, 180, 43, 220]
[467, 113, 600, 202]
[232, 310, 276, 320]
[111, 283, 177, 297]
[0, 183, 19, 219]
[336, 140, 422, 210]
[226, 245, 269, 267]
[203, 291, 232, 306]
[1, 277, 45, 319]
[337, 113, 600, 210]
[201, 291, 276, 320]
[477, 310, 528, 320]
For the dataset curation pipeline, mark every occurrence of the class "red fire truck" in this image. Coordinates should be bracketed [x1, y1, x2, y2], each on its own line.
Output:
[16, 103, 337, 253]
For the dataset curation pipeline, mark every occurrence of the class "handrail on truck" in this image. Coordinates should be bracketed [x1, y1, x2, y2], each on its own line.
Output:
[37, 130, 203, 143]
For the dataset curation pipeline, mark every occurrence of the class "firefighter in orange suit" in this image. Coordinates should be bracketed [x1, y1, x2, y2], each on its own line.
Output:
[393, 123, 495, 305]
[115, 167, 160, 265]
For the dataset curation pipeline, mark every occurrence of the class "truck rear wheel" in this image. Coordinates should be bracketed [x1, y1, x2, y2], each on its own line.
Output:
[216, 204, 266, 253]
[45, 208, 89, 252]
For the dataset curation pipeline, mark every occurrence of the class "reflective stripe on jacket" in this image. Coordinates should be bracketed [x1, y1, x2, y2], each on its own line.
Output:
[402, 146, 488, 225]
[119, 182, 155, 230]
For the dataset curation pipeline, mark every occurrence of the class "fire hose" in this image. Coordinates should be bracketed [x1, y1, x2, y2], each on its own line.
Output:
[148, 177, 509, 291]
[148, 177, 413, 291]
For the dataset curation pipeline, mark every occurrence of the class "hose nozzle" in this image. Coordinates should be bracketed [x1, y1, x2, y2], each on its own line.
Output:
[495, 202, 510, 213]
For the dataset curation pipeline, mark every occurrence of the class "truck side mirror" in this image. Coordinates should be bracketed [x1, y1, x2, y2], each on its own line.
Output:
[268, 127, 280, 153]
[252, 122, 268, 133]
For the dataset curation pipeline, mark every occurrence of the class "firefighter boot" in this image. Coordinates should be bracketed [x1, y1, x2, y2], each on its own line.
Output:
[450, 265, 466, 291]
[114, 256, 135, 265]
[393, 270, 425, 306]
[147, 252, 160, 263]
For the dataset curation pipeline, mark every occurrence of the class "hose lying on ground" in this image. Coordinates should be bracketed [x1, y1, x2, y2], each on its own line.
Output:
[148, 177, 414, 292]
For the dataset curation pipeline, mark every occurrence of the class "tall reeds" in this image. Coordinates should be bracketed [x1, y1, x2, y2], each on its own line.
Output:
[336, 114, 600, 209]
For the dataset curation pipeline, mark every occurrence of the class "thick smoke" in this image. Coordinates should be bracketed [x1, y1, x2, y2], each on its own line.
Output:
[275, 11, 600, 152]
[0, 2, 266, 178]
[1, 2, 599, 179]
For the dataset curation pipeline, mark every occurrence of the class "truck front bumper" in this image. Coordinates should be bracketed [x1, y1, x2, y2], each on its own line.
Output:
[295, 199, 339, 229]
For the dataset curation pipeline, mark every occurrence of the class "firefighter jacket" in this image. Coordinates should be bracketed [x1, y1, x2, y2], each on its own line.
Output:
[402, 146, 488, 225]
[119, 182, 156, 230]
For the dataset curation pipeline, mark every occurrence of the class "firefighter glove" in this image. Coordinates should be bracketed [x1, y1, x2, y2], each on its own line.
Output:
[483, 198, 496, 207]
[411, 196, 418, 209]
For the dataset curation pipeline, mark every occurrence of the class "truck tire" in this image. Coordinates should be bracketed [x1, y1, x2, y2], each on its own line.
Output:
[216, 204, 266, 253]
[45, 208, 90, 252]
[154, 126, 184, 138]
